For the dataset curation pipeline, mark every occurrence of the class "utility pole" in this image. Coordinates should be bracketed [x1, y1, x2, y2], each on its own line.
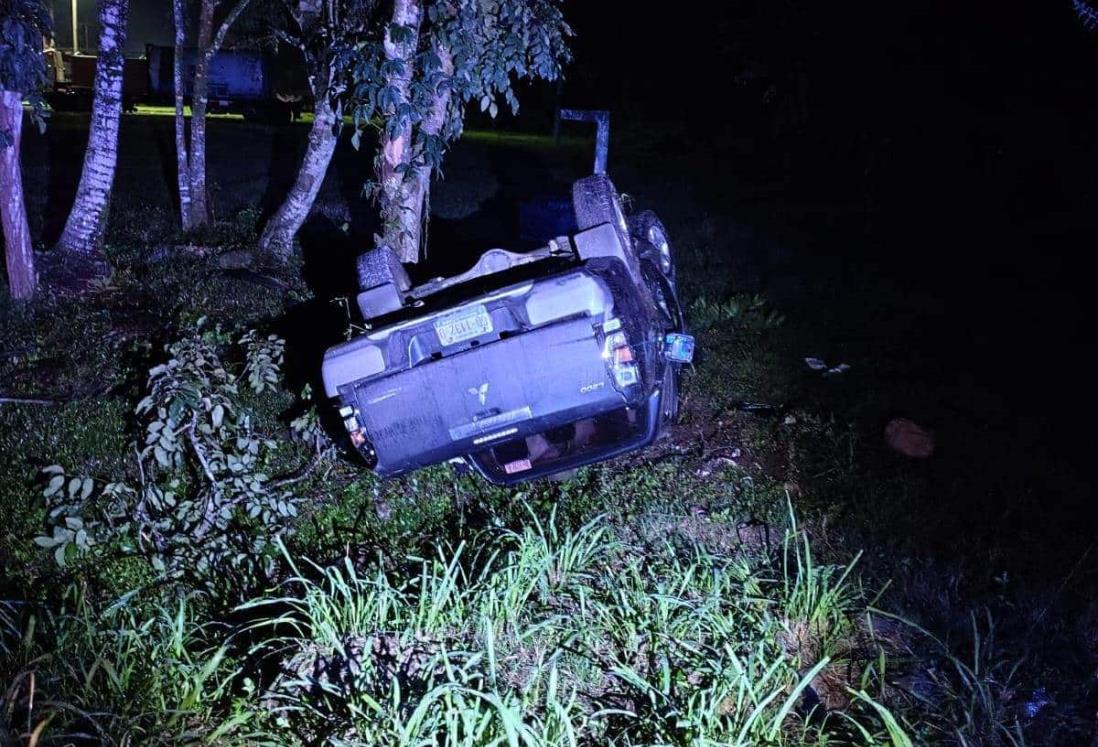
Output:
[71, 0, 78, 52]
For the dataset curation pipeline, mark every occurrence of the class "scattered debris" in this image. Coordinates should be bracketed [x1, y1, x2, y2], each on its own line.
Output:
[734, 401, 781, 416]
[1022, 687, 1051, 719]
[696, 456, 737, 477]
[805, 357, 851, 376]
[885, 417, 936, 458]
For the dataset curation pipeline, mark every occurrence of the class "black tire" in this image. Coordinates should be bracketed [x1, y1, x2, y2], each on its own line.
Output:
[573, 174, 628, 234]
[356, 246, 411, 293]
[572, 175, 641, 279]
[642, 258, 684, 332]
[629, 210, 675, 286]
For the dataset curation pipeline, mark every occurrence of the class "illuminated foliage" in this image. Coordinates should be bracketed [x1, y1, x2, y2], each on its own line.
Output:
[347, 0, 571, 260]
[36, 328, 309, 580]
[0, 0, 51, 108]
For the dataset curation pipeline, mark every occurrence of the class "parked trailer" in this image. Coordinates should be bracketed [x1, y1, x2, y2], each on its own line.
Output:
[145, 45, 305, 122]
[44, 49, 145, 112]
[42, 45, 307, 121]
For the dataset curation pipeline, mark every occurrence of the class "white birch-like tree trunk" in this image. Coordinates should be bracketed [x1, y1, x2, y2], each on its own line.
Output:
[0, 91, 36, 300]
[188, 0, 215, 228]
[378, 0, 423, 263]
[183, 0, 251, 231]
[55, 0, 128, 257]
[173, 0, 192, 229]
[256, 95, 340, 259]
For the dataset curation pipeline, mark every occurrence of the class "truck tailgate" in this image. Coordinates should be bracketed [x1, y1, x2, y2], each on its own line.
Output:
[348, 316, 624, 475]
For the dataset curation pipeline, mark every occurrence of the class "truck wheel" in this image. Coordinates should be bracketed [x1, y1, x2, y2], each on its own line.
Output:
[572, 175, 641, 278]
[356, 246, 411, 293]
[630, 210, 675, 285]
[355, 246, 412, 321]
[573, 174, 629, 237]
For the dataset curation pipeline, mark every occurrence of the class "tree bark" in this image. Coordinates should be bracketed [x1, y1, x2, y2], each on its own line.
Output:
[184, 0, 251, 231]
[55, 0, 128, 257]
[377, 0, 423, 263]
[187, 0, 215, 229]
[405, 43, 452, 264]
[173, 0, 192, 229]
[256, 95, 340, 260]
[0, 91, 36, 300]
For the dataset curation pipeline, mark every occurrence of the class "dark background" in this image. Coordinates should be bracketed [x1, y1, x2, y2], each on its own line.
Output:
[542, 0, 1098, 585]
[561, 0, 1098, 466]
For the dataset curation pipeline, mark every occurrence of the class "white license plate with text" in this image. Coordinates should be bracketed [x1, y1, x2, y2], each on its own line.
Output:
[434, 305, 492, 346]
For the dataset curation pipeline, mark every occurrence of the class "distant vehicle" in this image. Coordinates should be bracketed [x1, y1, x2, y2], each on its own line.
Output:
[145, 45, 306, 122]
[44, 48, 145, 112]
[42, 45, 307, 121]
[321, 173, 694, 485]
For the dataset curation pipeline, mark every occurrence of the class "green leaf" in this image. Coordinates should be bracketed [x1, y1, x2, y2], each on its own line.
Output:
[44, 475, 64, 497]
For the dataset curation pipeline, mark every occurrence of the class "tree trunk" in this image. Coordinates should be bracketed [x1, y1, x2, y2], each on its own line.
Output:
[187, 0, 215, 229]
[55, 0, 128, 257]
[406, 44, 452, 264]
[257, 96, 340, 260]
[173, 0, 192, 229]
[183, 0, 251, 231]
[377, 0, 422, 263]
[0, 92, 36, 300]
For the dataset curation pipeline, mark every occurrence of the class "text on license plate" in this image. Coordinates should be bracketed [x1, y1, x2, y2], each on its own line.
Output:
[434, 305, 492, 346]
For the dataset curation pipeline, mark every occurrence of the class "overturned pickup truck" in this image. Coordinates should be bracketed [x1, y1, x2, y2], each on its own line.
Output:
[321, 175, 693, 485]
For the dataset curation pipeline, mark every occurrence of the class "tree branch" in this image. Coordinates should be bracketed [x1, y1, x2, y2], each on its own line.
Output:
[207, 0, 252, 61]
[0, 396, 57, 405]
[271, 443, 335, 489]
[187, 413, 220, 489]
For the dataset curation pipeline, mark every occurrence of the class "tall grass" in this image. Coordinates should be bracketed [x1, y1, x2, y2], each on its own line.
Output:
[234, 506, 914, 746]
[1, 589, 255, 745]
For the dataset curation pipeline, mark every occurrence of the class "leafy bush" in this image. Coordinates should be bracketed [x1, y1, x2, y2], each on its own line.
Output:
[35, 327, 310, 580]
[689, 293, 786, 332]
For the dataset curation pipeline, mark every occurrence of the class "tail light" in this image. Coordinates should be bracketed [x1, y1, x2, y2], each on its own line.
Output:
[339, 404, 377, 466]
[602, 324, 640, 389]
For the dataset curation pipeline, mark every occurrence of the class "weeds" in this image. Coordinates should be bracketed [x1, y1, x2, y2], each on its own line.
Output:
[227, 507, 913, 746]
[1, 588, 255, 745]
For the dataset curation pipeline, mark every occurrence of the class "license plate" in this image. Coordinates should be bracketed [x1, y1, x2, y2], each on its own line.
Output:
[434, 305, 492, 346]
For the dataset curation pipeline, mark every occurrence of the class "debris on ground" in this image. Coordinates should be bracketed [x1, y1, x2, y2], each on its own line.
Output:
[885, 417, 936, 458]
[805, 357, 851, 376]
